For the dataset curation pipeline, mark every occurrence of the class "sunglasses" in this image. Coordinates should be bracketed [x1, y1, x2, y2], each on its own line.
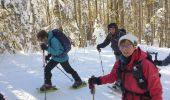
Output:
[119, 43, 132, 50]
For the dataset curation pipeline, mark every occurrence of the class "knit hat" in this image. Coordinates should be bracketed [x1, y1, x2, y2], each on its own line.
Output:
[118, 33, 138, 46]
[107, 23, 118, 29]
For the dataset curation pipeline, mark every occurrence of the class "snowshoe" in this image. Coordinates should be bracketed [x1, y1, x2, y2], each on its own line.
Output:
[107, 85, 122, 96]
[112, 81, 121, 90]
[70, 81, 87, 89]
[37, 84, 58, 93]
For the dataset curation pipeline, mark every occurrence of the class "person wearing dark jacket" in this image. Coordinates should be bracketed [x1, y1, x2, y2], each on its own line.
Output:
[37, 29, 84, 90]
[97, 23, 125, 60]
[0, 93, 5, 100]
[154, 53, 170, 66]
[97, 23, 126, 89]
[89, 34, 162, 100]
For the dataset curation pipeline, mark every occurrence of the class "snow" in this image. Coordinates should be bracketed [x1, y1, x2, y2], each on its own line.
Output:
[93, 28, 106, 45]
[0, 45, 170, 100]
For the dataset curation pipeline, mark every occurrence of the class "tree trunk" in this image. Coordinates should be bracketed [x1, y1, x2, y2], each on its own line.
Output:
[138, 0, 142, 43]
[119, 0, 124, 27]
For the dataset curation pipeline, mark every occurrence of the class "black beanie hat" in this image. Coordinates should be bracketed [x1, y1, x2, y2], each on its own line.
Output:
[107, 23, 118, 29]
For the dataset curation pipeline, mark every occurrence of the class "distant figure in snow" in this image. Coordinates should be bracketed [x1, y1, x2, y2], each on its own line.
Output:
[154, 53, 170, 66]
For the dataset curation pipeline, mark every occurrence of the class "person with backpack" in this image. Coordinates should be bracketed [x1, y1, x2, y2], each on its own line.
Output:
[154, 53, 170, 66]
[37, 29, 85, 90]
[96, 23, 126, 89]
[97, 23, 126, 60]
[88, 33, 162, 100]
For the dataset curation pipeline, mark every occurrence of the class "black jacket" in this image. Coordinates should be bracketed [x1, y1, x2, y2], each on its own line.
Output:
[161, 53, 170, 66]
[98, 31, 125, 55]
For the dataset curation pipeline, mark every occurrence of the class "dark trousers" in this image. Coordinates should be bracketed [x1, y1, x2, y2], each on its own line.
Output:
[44, 60, 82, 85]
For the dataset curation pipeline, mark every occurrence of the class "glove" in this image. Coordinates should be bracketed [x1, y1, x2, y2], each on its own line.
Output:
[96, 45, 101, 52]
[40, 43, 48, 50]
[45, 54, 51, 62]
[154, 60, 162, 66]
[88, 76, 101, 88]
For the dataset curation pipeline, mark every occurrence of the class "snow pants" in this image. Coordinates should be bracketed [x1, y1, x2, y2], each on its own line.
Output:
[44, 59, 82, 85]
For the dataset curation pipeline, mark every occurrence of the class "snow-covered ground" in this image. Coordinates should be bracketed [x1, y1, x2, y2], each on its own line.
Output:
[0, 45, 170, 100]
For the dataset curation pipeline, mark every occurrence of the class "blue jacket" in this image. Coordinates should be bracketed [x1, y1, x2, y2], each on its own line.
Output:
[47, 31, 69, 62]
[161, 53, 170, 66]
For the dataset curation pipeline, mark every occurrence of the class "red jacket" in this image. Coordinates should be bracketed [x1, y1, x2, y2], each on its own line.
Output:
[100, 48, 162, 100]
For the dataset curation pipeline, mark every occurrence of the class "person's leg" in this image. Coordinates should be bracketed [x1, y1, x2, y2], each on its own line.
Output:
[44, 60, 58, 85]
[60, 60, 82, 82]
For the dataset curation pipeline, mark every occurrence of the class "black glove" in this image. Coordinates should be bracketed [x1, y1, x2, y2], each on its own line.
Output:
[154, 60, 162, 66]
[45, 54, 51, 62]
[88, 76, 101, 86]
[40, 43, 48, 50]
[96, 45, 101, 52]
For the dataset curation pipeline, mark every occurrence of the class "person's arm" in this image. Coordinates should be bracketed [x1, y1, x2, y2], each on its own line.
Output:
[98, 34, 111, 48]
[143, 60, 162, 100]
[99, 62, 119, 84]
[162, 53, 170, 66]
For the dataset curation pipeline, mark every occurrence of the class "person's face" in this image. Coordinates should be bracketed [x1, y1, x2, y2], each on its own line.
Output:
[119, 40, 136, 57]
[38, 37, 48, 44]
[108, 28, 116, 35]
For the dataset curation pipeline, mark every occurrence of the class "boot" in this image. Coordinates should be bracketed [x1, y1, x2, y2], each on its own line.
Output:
[72, 81, 83, 88]
[40, 84, 53, 91]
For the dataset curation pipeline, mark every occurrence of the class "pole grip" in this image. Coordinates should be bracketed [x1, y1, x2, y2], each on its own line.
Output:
[89, 76, 95, 94]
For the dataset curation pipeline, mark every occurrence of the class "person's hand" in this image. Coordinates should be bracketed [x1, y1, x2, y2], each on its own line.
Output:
[40, 43, 48, 50]
[97, 45, 101, 52]
[88, 76, 101, 89]
[154, 60, 162, 66]
[45, 54, 51, 62]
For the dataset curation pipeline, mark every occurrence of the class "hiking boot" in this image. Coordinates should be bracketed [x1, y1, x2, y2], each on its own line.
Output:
[72, 81, 84, 88]
[40, 84, 53, 91]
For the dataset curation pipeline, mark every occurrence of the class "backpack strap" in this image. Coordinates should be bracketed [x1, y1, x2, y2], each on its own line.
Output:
[133, 60, 147, 89]
[117, 60, 151, 98]
[52, 29, 71, 53]
[124, 89, 151, 99]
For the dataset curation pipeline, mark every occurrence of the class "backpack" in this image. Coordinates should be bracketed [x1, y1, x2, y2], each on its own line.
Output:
[117, 51, 160, 97]
[52, 29, 71, 53]
[119, 28, 126, 34]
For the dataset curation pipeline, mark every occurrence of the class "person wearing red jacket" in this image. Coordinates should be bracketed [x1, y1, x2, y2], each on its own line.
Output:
[88, 33, 162, 100]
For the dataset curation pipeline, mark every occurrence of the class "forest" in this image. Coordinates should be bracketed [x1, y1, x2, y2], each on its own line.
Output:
[0, 0, 169, 53]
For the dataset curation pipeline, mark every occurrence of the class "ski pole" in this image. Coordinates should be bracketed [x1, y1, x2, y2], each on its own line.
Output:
[99, 51, 104, 75]
[155, 52, 158, 60]
[42, 50, 47, 100]
[89, 76, 95, 100]
[56, 66, 73, 82]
